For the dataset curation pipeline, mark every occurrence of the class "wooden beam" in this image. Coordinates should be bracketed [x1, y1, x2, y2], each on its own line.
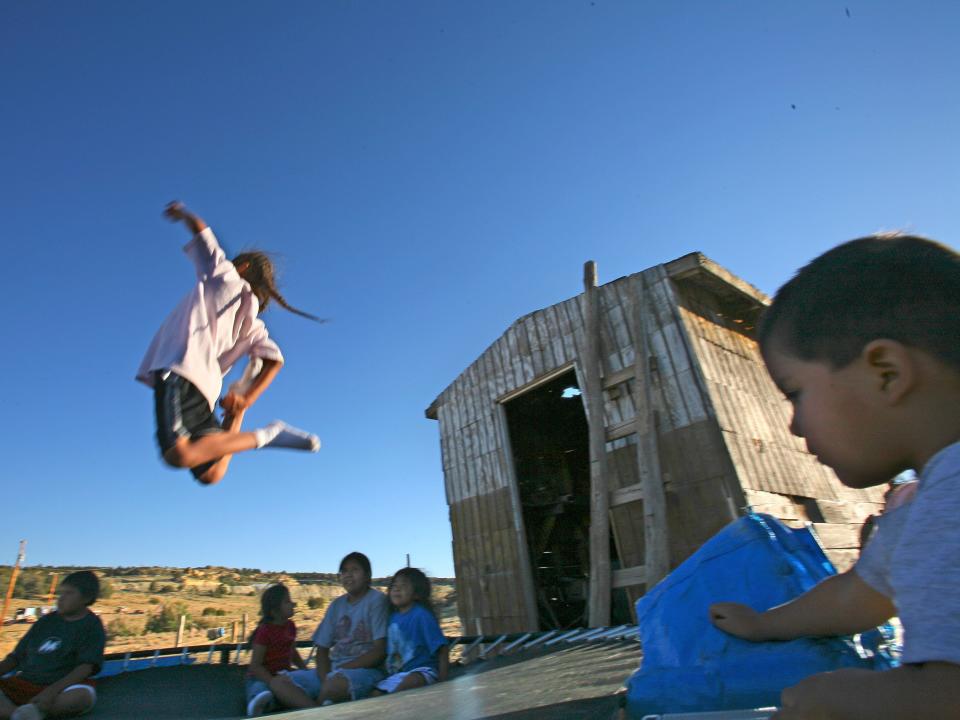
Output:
[605, 419, 636, 442]
[632, 272, 671, 589]
[610, 483, 644, 507]
[602, 366, 634, 390]
[613, 565, 647, 589]
[495, 403, 540, 631]
[583, 260, 611, 628]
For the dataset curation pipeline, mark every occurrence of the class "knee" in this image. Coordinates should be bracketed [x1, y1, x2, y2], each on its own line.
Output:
[197, 466, 225, 486]
[163, 442, 194, 468]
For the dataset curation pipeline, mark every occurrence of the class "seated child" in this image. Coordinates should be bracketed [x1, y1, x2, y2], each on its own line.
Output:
[244, 584, 309, 717]
[286, 552, 389, 705]
[372, 567, 449, 695]
[0, 571, 106, 720]
[709, 234, 960, 718]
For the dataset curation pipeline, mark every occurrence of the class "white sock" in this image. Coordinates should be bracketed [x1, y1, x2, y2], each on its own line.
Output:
[254, 421, 320, 452]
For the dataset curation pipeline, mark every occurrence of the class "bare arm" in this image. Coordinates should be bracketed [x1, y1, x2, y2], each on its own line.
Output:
[773, 662, 960, 719]
[163, 200, 208, 235]
[221, 358, 282, 415]
[436, 645, 449, 682]
[710, 569, 895, 641]
[315, 646, 331, 680]
[247, 643, 275, 685]
[337, 638, 386, 670]
[290, 645, 307, 671]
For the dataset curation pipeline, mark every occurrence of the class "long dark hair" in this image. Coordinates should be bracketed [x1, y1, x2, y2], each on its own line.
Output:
[248, 583, 291, 645]
[388, 567, 435, 618]
[232, 251, 326, 322]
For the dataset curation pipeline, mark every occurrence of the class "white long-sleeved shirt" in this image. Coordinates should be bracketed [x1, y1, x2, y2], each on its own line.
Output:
[136, 227, 283, 409]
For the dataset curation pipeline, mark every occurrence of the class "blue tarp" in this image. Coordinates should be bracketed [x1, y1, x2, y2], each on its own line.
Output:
[625, 514, 897, 717]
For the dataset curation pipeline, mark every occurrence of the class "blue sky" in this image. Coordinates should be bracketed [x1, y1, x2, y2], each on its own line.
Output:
[1, 1, 958, 577]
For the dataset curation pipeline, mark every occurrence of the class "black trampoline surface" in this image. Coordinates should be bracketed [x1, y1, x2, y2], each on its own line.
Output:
[92, 641, 639, 719]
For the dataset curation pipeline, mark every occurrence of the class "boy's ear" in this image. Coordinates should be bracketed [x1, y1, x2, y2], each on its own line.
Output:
[862, 339, 916, 404]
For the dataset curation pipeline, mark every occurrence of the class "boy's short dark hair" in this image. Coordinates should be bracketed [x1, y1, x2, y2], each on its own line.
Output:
[339, 551, 372, 578]
[62, 570, 100, 606]
[759, 234, 960, 369]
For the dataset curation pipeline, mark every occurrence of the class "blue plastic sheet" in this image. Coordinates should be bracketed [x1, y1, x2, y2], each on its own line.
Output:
[625, 514, 896, 717]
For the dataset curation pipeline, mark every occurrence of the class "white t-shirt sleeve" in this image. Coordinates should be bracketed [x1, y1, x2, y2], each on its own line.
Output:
[234, 293, 283, 363]
[889, 456, 960, 665]
[183, 227, 228, 280]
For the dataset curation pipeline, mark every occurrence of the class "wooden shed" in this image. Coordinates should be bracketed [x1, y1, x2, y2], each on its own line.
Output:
[425, 252, 885, 635]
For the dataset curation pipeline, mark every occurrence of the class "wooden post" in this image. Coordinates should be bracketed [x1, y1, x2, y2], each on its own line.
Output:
[583, 261, 611, 627]
[176, 614, 187, 647]
[1, 541, 26, 626]
[46, 573, 59, 607]
[231, 621, 238, 642]
[240, 613, 248, 642]
[632, 272, 670, 588]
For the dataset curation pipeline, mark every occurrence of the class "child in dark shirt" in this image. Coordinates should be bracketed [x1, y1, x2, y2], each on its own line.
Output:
[0, 571, 106, 720]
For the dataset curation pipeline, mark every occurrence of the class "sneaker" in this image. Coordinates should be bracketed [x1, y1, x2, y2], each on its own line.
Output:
[247, 690, 275, 717]
[12, 704, 44, 720]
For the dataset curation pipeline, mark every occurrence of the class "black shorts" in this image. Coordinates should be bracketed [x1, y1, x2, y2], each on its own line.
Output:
[153, 371, 223, 479]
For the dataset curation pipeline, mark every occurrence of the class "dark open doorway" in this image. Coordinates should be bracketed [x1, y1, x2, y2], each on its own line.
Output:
[504, 369, 625, 629]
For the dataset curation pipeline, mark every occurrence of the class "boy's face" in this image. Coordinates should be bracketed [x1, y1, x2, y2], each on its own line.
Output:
[56, 584, 88, 616]
[764, 345, 902, 488]
[339, 561, 369, 596]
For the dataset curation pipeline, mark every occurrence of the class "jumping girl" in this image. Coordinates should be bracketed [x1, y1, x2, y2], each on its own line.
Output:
[136, 201, 321, 485]
[245, 584, 313, 717]
[372, 567, 449, 696]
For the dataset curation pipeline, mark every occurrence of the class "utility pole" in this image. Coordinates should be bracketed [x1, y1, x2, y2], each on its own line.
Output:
[2, 541, 27, 624]
[46, 573, 59, 607]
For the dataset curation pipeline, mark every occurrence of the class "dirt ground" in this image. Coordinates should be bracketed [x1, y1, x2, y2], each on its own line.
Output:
[0, 568, 461, 656]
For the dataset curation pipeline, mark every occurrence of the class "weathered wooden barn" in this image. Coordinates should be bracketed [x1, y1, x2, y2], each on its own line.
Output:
[425, 252, 885, 635]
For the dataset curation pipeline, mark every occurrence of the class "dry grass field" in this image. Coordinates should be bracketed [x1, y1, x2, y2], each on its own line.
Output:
[0, 566, 460, 657]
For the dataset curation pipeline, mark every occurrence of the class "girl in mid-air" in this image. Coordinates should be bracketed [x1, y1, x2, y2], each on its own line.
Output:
[244, 584, 314, 717]
[136, 201, 321, 485]
[372, 567, 449, 696]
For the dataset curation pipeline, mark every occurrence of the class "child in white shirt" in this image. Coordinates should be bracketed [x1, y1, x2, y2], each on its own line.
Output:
[136, 201, 321, 485]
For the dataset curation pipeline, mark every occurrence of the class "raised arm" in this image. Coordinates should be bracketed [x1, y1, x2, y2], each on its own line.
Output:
[709, 569, 895, 641]
[163, 200, 208, 235]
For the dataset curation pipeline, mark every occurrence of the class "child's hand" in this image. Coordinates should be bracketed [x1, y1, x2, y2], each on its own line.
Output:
[163, 200, 187, 221]
[220, 391, 250, 414]
[708, 602, 768, 641]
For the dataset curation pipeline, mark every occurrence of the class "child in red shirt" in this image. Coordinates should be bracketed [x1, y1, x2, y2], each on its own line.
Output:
[245, 584, 310, 717]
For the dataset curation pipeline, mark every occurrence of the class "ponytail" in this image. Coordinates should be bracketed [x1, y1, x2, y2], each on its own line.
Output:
[232, 251, 327, 323]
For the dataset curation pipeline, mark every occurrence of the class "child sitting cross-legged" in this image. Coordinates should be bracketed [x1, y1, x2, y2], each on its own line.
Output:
[244, 584, 310, 717]
[708, 234, 960, 719]
[371, 568, 449, 696]
[0, 571, 106, 720]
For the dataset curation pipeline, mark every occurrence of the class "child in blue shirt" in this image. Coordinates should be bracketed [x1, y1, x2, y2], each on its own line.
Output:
[373, 568, 448, 695]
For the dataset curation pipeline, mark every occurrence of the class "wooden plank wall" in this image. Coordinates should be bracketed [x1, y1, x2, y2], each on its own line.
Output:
[433, 266, 742, 630]
[433, 255, 885, 634]
[671, 278, 886, 571]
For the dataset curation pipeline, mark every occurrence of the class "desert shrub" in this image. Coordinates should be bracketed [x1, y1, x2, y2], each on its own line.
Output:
[191, 616, 223, 630]
[148, 597, 160, 604]
[107, 618, 139, 639]
[144, 602, 189, 634]
[214, 584, 231, 597]
[307, 597, 326, 610]
[148, 581, 160, 592]
[202, 607, 227, 617]
[99, 579, 115, 599]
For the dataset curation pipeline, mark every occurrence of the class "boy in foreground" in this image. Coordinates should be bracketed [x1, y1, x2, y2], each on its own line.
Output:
[709, 234, 960, 719]
[0, 571, 106, 720]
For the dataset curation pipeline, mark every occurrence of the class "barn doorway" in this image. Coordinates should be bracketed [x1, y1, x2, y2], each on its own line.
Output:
[504, 369, 625, 629]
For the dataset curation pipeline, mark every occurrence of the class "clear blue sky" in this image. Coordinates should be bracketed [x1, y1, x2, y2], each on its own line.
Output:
[2, 1, 958, 577]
